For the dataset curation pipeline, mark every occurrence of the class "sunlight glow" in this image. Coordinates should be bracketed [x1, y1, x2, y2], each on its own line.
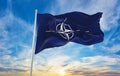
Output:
[58, 70, 66, 75]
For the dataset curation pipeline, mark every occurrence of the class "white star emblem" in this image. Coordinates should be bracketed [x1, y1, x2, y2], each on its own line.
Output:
[56, 18, 74, 40]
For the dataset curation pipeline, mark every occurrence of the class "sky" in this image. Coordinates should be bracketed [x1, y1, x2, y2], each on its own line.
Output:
[0, 0, 120, 76]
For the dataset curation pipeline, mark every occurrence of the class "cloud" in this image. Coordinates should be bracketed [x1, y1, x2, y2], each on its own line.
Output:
[34, 53, 120, 71]
[0, 0, 33, 73]
[0, 66, 27, 72]
[35, 54, 70, 72]
[102, 44, 120, 54]
[64, 55, 120, 75]
[81, 56, 120, 65]
[32, 55, 120, 76]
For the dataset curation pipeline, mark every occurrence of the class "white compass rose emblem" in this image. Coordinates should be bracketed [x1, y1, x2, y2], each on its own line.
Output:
[56, 18, 74, 40]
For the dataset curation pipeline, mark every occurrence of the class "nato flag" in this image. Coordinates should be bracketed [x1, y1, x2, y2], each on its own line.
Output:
[35, 12, 104, 54]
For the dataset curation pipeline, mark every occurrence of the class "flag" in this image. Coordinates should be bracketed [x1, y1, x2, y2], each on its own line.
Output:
[35, 11, 104, 54]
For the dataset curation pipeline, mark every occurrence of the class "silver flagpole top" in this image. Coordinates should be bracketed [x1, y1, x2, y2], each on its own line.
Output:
[35, 9, 38, 13]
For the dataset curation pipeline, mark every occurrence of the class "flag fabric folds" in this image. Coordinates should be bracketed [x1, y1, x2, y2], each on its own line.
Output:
[35, 11, 104, 54]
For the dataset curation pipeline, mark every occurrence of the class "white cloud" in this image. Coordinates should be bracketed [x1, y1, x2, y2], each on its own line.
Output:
[34, 55, 120, 74]
[102, 44, 120, 54]
[63, 55, 120, 75]
[0, 0, 33, 72]
[81, 56, 119, 65]
[1, 54, 119, 75]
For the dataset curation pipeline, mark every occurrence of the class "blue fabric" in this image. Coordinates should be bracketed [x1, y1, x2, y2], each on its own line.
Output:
[35, 12, 104, 54]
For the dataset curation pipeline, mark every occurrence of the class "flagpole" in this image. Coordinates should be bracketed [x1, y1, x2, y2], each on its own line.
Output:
[30, 9, 38, 76]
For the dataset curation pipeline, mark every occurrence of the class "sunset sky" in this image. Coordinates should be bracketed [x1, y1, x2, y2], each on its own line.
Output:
[0, 0, 120, 76]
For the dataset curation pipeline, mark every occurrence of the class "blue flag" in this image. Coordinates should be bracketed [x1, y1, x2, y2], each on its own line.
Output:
[35, 12, 104, 54]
